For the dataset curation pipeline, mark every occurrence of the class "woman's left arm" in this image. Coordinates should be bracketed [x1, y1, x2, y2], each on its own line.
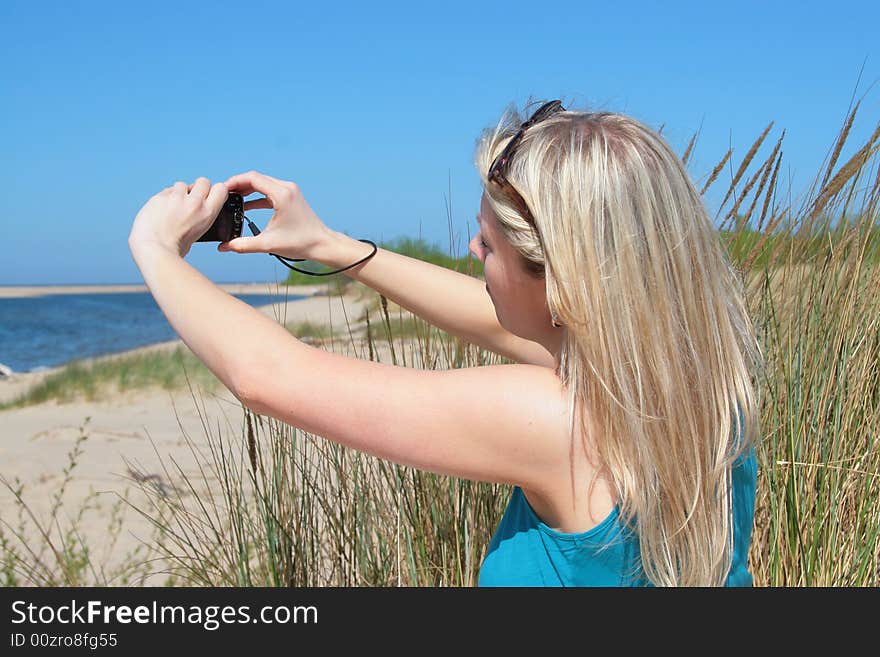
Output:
[128, 177, 308, 398]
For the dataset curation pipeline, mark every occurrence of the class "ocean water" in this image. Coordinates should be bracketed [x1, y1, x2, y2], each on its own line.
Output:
[0, 290, 309, 373]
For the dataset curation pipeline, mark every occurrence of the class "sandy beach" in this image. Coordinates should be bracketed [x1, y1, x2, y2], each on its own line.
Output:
[0, 282, 407, 584]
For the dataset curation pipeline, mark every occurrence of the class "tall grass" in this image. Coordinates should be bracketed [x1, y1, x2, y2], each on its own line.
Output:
[122, 403, 508, 586]
[2, 98, 878, 586]
[0, 347, 222, 410]
[720, 98, 880, 585]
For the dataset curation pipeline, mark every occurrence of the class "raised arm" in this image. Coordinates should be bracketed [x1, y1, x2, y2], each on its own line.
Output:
[220, 170, 554, 368]
[310, 230, 556, 369]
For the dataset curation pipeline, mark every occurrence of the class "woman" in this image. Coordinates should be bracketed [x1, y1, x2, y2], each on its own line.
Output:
[128, 99, 762, 586]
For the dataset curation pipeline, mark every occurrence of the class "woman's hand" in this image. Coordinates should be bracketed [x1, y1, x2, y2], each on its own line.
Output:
[128, 178, 229, 258]
[218, 170, 334, 261]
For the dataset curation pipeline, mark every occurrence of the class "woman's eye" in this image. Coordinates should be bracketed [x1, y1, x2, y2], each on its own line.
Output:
[480, 238, 489, 250]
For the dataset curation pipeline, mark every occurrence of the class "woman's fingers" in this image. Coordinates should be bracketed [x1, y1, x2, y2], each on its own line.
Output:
[205, 182, 229, 215]
[217, 235, 264, 254]
[188, 177, 212, 199]
[225, 171, 287, 202]
[243, 197, 272, 211]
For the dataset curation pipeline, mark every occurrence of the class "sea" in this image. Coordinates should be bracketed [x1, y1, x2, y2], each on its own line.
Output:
[0, 288, 310, 374]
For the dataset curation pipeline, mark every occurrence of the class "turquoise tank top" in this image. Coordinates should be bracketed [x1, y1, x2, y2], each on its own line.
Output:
[478, 448, 758, 586]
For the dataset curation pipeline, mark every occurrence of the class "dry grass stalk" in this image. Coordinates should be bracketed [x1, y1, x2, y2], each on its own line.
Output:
[820, 100, 860, 190]
[810, 123, 880, 222]
[700, 148, 733, 195]
[757, 149, 784, 233]
[736, 131, 786, 230]
[720, 121, 774, 209]
[722, 153, 772, 232]
[246, 409, 258, 479]
[682, 130, 698, 167]
[868, 157, 880, 209]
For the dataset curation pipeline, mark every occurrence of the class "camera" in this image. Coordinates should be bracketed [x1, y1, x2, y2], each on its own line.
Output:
[197, 192, 243, 242]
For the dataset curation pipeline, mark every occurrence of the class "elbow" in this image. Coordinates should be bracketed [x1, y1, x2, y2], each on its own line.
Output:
[231, 339, 309, 415]
[231, 369, 262, 412]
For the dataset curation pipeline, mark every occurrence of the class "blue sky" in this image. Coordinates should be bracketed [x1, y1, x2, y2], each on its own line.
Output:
[2, 0, 878, 285]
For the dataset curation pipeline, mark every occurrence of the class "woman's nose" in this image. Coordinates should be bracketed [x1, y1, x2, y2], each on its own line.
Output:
[468, 233, 480, 259]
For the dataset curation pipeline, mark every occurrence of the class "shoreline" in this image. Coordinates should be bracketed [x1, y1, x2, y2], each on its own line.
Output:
[0, 282, 331, 298]
[0, 281, 338, 381]
[0, 286, 373, 404]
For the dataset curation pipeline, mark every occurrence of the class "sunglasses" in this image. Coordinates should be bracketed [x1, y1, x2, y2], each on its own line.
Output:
[487, 99, 565, 225]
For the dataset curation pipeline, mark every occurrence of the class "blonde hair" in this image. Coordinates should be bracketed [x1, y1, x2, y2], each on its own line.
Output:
[474, 99, 763, 586]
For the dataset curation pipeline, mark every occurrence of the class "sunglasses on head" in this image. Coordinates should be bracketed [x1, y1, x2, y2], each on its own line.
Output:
[487, 99, 565, 225]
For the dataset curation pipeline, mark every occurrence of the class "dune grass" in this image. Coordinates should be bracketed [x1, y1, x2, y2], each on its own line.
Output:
[2, 98, 879, 586]
[0, 347, 222, 411]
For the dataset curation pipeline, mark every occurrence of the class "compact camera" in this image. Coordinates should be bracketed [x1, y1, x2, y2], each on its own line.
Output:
[197, 192, 244, 242]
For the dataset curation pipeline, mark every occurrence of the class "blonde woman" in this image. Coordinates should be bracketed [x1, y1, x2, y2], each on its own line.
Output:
[128, 99, 762, 587]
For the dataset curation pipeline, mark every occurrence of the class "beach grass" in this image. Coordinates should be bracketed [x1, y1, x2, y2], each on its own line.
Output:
[2, 99, 879, 586]
[0, 347, 222, 410]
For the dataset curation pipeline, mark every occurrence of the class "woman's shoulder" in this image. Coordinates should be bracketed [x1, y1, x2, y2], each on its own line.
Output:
[518, 381, 616, 535]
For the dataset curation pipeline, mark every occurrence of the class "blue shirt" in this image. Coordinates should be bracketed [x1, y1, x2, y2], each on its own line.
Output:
[478, 448, 758, 586]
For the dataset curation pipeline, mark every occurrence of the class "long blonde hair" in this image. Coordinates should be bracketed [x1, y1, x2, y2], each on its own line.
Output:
[474, 99, 763, 586]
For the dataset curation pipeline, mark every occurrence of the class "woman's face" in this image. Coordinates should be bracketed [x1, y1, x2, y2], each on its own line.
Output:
[468, 191, 556, 347]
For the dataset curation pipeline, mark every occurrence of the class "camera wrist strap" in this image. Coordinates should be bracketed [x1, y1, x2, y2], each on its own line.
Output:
[246, 216, 378, 276]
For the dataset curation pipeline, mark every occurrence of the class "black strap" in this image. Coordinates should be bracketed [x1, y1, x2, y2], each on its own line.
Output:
[246, 217, 377, 276]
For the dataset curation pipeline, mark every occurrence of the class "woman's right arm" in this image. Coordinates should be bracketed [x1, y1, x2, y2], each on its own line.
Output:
[221, 170, 553, 368]
[311, 231, 555, 368]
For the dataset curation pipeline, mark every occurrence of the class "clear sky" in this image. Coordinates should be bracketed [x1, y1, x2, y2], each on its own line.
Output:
[2, 0, 878, 285]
